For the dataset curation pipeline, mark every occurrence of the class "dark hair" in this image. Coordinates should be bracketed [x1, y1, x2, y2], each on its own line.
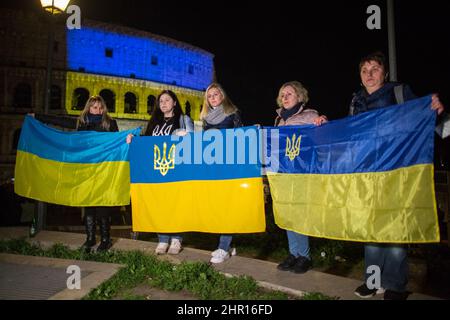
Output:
[359, 51, 388, 72]
[144, 90, 184, 135]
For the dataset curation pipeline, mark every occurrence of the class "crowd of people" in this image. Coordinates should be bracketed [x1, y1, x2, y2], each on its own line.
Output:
[28, 51, 445, 300]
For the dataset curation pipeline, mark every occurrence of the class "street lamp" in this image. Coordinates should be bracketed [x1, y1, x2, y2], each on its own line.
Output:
[31, 0, 71, 237]
[387, 0, 398, 82]
[40, 0, 70, 114]
[40, 0, 71, 14]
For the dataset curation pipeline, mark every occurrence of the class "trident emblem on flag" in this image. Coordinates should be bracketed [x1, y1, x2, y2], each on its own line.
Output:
[154, 142, 176, 176]
[285, 133, 301, 161]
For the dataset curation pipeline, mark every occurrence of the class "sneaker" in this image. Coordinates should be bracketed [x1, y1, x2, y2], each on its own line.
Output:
[376, 287, 386, 295]
[383, 290, 408, 300]
[354, 283, 379, 298]
[291, 256, 312, 274]
[277, 254, 298, 271]
[210, 249, 230, 264]
[167, 239, 182, 255]
[211, 248, 222, 257]
[155, 242, 169, 255]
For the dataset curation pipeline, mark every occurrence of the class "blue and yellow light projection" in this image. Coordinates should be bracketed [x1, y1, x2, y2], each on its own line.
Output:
[64, 26, 213, 121]
[67, 27, 213, 91]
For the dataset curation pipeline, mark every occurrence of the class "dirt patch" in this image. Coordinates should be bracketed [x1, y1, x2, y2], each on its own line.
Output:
[124, 284, 198, 300]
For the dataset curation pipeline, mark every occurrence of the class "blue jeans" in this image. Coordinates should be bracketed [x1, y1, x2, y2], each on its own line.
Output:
[158, 234, 182, 244]
[218, 235, 232, 251]
[364, 244, 408, 292]
[287, 230, 310, 259]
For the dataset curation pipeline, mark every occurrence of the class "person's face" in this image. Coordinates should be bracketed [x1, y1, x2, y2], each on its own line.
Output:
[360, 60, 386, 93]
[280, 85, 303, 110]
[159, 93, 176, 115]
[207, 87, 224, 108]
[89, 101, 104, 115]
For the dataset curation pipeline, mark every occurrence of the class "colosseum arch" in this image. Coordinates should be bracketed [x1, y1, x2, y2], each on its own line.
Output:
[124, 91, 138, 114]
[99, 89, 116, 113]
[72, 88, 90, 110]
[147, 94, 156, 115]
[13, 82, 32, 109]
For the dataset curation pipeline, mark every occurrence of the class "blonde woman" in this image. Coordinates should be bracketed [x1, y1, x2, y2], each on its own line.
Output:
[274, 81, 326, 274]
[200, 83, 242, 263]
[33, 96, 118, 252]
[201, 83, 242, 130]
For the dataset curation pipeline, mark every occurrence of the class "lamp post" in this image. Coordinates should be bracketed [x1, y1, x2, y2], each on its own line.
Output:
[387, 0, 398, 82]
[40, 0, 71, 113]
[31, 0, 71, 237]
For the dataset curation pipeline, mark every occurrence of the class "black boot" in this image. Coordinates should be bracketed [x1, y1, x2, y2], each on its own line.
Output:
[97, 215, 112, 252]
[81, 213, 96, 252]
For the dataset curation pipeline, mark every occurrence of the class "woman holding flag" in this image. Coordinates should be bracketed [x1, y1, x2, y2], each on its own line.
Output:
[350, 51, 444, 300]
[273, 81, 327, 274]
[200, 82, 242, 264]
[33, 95, 119, 253]
[127, 89, 194, 255]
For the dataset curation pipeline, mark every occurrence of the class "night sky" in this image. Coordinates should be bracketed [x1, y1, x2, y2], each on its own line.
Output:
[2, 0, 450, 126]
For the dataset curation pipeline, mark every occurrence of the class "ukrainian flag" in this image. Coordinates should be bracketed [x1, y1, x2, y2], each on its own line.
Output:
[265, 96, 440, 243]
[14, 116, 141, 207]
[129, 126, 265, 233]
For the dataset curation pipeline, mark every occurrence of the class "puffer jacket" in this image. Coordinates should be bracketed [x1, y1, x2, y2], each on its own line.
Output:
[274, 106, 320, 127]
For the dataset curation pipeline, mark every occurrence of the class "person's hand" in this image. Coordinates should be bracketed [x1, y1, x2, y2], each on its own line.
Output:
[431, 94, 444, 115]
[314, 115, 328, 126]
[126, 133, 134, 144]
[28, 113, 35, 118]
[176, 130, 188, 137]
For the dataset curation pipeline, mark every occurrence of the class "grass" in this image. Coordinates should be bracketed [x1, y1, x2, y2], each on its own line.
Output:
[0, 238, 336, 300]
[136, 203, 366, 275]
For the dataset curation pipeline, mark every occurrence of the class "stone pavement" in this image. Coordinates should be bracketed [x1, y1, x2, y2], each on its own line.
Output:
[0, 253, 123, 300]
[0, 227, 439, 300]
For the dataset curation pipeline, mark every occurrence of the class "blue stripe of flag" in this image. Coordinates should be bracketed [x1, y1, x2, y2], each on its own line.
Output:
[130, 127, 262, 183]
[265, 96, 435, 174]
[18, 116, 141, 163]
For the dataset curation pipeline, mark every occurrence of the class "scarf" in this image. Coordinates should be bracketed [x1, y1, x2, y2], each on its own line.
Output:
[86, 113, 103, 124]
[280, 102, 304, 121]
[203, 104, 229, 125]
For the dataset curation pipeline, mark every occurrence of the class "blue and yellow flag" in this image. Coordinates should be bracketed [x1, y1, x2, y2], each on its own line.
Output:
[14, 116, 141, 207]
[129, 126, 266, 233]
[265, 96, 439, 243]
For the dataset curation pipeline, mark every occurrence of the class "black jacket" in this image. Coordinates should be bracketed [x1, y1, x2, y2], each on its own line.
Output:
[349, 82, 416, 116]
[35, 114, 118, 132]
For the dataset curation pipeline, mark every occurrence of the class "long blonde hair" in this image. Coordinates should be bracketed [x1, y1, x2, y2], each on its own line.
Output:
[77, 95, 113, 130]
[200, 83, 238, 120]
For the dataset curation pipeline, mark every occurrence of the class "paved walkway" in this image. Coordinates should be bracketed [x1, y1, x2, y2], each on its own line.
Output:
[0, 253, 122, 300]
[0, 227, 439, 300]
